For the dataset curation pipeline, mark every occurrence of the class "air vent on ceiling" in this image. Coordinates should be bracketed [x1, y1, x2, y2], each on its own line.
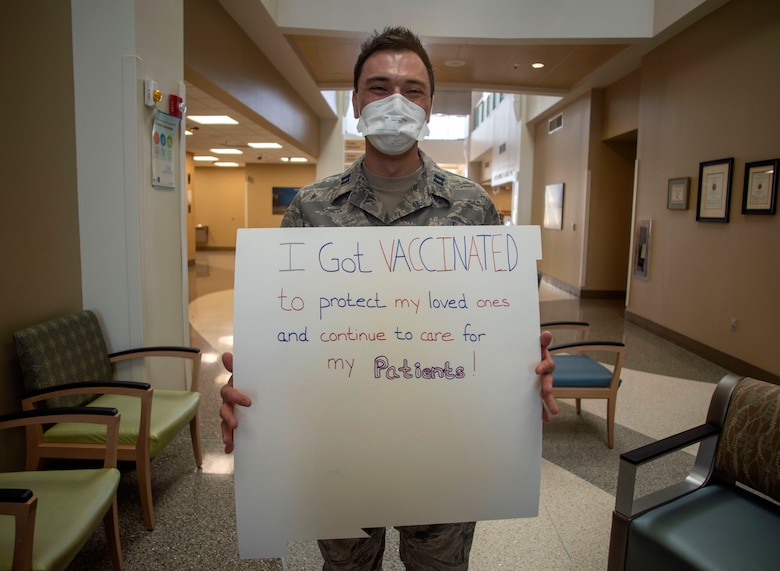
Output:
[548, 113, 563, 134]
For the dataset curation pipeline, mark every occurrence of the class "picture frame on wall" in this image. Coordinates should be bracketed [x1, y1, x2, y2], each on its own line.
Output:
[633, 220, 651, 281]
[667, 177, 690, 210]
[741, 159, 778, 215]
[696, 158, 734, 222]
[272, 186, 300, 214]
[543, 183, 565, 230]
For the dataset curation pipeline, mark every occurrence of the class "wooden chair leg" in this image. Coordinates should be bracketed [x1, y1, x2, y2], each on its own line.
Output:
[190, 414, 202, 467]
[11, 497, 37, 571]
[575, 398, 582, 414]
[137, 456, 155, 530]
[104, 497, 123, 570]
[607, 396, 616, 449]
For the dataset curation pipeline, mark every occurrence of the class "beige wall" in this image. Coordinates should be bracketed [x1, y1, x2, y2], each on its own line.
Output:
[247, 164, 317, 228]
[629, 0, 780, 377]
[194, 164, 317, 248]
[533, 94, 591, 289]
[532, 0, 779, 379]
[194, 167, 247, 248]
[532, 91, 635, 295]
[0, 1, 82, 470]
[602, 70, 640, 141]
[585, 89, 636, 292]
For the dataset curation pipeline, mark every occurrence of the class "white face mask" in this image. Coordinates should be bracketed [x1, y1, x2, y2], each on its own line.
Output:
[356, 93, 430, 156]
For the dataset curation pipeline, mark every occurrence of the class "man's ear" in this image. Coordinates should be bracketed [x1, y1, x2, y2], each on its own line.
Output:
[352, 91, 360, 119]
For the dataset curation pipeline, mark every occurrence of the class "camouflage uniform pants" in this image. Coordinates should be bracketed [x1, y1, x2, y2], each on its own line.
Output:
[318, 522, 476, 570]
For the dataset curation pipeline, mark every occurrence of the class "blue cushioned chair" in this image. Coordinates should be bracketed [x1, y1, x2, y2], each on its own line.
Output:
[542, 321, 626, 448]
[0, 407, 123, 571]
[608, 374, 780, 570]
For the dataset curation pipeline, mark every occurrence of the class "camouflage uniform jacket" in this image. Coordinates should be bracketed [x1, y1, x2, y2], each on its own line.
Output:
[281, 150, 501, 228]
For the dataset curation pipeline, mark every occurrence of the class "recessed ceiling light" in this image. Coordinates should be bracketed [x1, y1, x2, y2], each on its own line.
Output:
[215, 162, 240, 167]
[532, 62, 545, 69]
[210, 148, 243, 155]
[289, 157, 308, 163]
[444, 59, 466, 67]
[194, 155, 218, 161]
[188, 115, 239, 125]
[185, 129, 193, 136]
[248, 142, 282, 149]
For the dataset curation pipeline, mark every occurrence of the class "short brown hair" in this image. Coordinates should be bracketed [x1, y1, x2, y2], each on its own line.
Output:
[353, 26, 435, 96]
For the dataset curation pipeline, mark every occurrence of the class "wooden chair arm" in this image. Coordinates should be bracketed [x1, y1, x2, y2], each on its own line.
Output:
[550, 341, 625, 353]
[541, 321, 590, 342]
[109, 346, 201, 392]
[22, 381, 152, 409]
[541, 320, 590, 329]
[0, 488, 34, 503]
[0, 407, 122, 468]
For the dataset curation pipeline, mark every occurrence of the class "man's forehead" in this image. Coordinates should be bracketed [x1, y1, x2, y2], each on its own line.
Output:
[359, 50, 429, 83]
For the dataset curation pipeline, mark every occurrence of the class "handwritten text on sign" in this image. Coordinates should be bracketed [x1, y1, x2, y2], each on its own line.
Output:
[233, 226, 543, 559]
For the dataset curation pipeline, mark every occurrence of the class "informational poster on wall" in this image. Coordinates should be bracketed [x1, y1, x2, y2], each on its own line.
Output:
[232, 225, 543, 559]
[151, 110, 179, 189]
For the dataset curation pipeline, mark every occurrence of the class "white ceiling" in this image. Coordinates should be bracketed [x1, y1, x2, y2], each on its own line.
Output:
[184, 83, 315, 165]
[182, 0, 728, 167]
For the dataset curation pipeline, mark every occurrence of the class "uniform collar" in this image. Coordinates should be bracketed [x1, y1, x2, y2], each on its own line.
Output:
[332, 150, 453, 209]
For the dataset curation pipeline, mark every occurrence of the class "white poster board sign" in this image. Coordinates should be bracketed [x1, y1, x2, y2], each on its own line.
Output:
[233, 225, 543, 559]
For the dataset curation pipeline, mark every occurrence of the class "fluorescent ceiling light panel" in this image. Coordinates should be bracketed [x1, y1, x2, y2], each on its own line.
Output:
[210, 148, 243, 155]
[194, 155, 218, 161]
[215, 162, 240, 167]
[289, 157, 308, 163]
[248, 142, 282, 149]
[188, 115, 239, 125]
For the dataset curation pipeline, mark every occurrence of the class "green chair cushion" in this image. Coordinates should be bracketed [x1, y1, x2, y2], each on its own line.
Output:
[0, 468, 119, 571]
[43, 390, 201, 458]
[551, 354, 615, 388]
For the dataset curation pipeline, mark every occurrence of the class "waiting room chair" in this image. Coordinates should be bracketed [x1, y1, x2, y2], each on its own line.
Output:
[542, 321, 626, 448]
[12, 310, 202, 530]
[0, 407, 123, 571]
[608, 374, 780, 570]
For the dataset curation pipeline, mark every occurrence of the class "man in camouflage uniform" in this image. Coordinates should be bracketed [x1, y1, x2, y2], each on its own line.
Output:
[221, 26, 558, 571]
[280, 150, 501, 228]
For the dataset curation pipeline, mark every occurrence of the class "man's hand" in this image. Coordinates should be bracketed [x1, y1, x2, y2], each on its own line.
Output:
[537, 331, 558, 422]
[219, 352, 253, 454]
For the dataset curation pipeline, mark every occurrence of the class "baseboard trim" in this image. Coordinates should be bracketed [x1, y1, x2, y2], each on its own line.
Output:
[539, 275, 625, 300]
[580, 289, 626, 300]
[625, 310, 779, 384]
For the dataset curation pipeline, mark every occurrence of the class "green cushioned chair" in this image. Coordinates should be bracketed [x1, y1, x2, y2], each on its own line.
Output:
[13, 310, 202, 530]
[608, 374, 780, 570]
[0, 407, 123, 571]
[542, 321, 626, 448]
